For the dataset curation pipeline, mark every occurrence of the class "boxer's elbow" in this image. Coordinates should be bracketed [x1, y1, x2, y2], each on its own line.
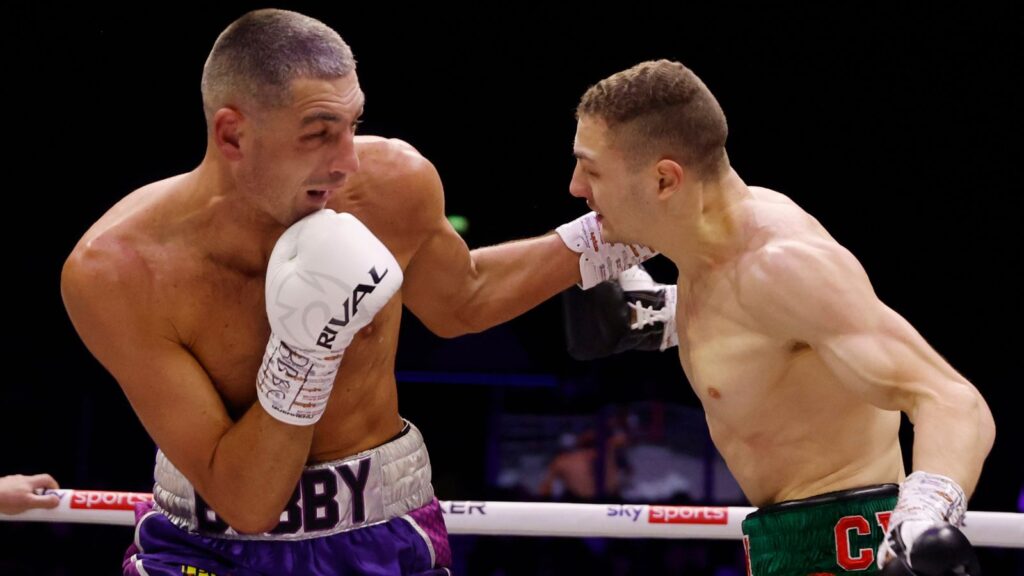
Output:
[972, 388, 996, 456]
[418, 290, 492, 338]
[952, 383, 995, 455]
[425, 310, 484, 339]
[195, 479, 291, 534]
[232, 514, 281, 535]
[430, 325, 473, 339]
[444, 298, 510, 337]
[216, 501, 284, 535]
[927, 382, 996, 457]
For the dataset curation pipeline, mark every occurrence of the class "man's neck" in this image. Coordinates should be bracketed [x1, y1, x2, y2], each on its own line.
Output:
[660, 168, 752, 281]
[183, 161, 287, 276]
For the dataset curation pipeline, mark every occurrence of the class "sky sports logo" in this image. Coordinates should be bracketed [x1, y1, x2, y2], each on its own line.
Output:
[69, 491, 153, 510]
[648, 506, 728, 524]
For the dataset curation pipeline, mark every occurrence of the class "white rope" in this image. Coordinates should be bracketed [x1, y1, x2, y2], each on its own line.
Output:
[2, 490, 1021, 548]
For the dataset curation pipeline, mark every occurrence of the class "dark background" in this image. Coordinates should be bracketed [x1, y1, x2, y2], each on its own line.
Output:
[4, 2, 1020, 574]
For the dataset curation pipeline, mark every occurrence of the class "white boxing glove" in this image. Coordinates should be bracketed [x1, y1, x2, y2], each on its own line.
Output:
[556, 211, 657, 289]
[257, 210, 403, 425]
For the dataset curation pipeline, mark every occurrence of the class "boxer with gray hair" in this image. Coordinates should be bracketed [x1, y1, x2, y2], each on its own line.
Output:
[62, 9, 648, 575]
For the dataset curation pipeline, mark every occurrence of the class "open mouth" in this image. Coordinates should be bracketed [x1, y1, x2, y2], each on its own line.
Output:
[307, 189, 329, 200]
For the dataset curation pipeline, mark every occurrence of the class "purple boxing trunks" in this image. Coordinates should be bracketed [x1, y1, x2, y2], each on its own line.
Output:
[123, 421, 451, 575]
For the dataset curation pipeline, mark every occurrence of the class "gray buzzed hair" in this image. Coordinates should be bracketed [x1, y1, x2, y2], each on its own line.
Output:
[201, 9, 356, 124]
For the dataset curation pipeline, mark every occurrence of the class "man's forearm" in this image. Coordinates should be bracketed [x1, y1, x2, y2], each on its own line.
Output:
[909, 384, 995, 497]
[462, 233, 579, 332]
[194, 407, 314, 533]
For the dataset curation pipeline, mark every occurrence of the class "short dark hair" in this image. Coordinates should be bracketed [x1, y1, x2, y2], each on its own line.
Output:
[578, 60, 728, 178]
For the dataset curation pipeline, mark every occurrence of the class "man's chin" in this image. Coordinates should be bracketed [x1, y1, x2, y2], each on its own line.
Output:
[601, 228, 625, 244]
[604, 230, 646, 247]
[291, 203, 330, 224]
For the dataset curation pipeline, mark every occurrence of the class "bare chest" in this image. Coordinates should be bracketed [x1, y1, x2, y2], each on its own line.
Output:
[167, 262, 399, 419]
[171, 267, 272, 414]
[675, 275, 797, 411]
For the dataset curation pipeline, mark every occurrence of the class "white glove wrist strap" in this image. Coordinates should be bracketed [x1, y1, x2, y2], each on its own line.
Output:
[891, 470, 968, 527]
[256, 333, 342, 426]
[555, 213, 657, 289]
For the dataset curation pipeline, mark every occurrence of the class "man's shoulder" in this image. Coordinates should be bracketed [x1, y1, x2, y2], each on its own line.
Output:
[63, 225, 157, 311]
[355, 135, 433, 177]
[747, 186, 793, 204]
[738, 235, 850, 287]
[734, 232, 867, 322]
[61, 234, 160, 356]
[348, 136, 444, 231]
[63, 183, 180, 315]
[69, 173, 193, 278]
[354, 136, 440, 196]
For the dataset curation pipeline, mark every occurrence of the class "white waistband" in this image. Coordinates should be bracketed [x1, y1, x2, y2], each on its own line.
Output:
[153, 421, 434, 541]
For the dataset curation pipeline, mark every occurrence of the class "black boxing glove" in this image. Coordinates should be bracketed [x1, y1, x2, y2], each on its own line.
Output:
[878, 471, 980, 576]
[563, 265, 678, 361]
[879, 522, 981, 576]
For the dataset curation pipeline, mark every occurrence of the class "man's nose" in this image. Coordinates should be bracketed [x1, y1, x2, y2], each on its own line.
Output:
[569, 166, 589, 199]
[329, 134, 360, 177]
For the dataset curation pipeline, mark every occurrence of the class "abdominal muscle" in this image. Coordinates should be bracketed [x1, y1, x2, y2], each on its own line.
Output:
[682, 335, 903, 506]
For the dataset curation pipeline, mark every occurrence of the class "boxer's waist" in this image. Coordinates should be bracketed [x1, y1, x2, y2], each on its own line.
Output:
[742, 484, 898, 536]
[153, 420, 434, 541]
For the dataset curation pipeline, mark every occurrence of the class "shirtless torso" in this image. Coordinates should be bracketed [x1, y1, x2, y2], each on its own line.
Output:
[64, 97, 581, 532]
[573, 103, 990, 510]
[677, 187, 902, 506]
[70, 137, 427, 462]
[570, 59, 992, 573]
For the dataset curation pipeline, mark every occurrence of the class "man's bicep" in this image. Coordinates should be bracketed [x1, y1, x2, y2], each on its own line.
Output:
[815, 305, 969, 413]
[741, 242, 963, 411]
[110, 334, 236, 482]
[402, 222, 479, 337]
[740, 242, 912, 408]
[738, 240, 881, 342]
[65, 279, 233, 486]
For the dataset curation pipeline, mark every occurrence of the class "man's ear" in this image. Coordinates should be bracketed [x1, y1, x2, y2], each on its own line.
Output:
[655, 158, 684, 201]
[213, 107, 245, 161]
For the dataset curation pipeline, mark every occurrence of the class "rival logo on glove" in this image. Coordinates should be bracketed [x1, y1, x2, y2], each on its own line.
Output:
[316, 265, 390, 350]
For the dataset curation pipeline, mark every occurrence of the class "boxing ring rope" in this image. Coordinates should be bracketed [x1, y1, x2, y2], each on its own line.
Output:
[2, 490, 1022, 548]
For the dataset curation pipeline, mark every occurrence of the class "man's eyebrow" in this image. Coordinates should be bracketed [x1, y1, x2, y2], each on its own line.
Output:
[300, 111, 344, 127]
[573, 150, 595, 161]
